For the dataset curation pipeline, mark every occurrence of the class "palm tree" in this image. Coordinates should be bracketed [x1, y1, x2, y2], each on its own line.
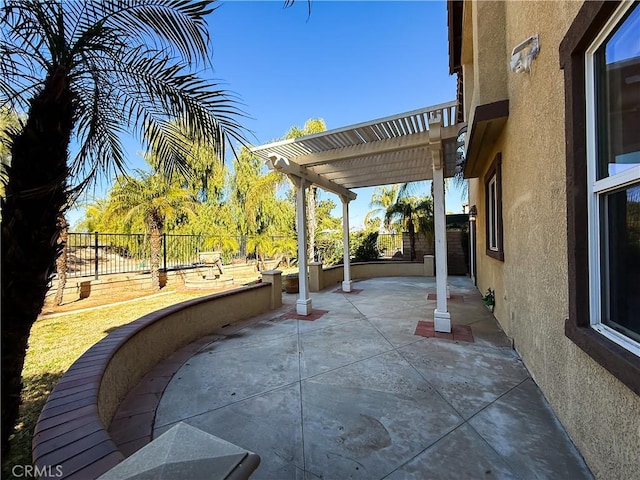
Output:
[0, 107, 21, 203]
[365, 185, 400, 233]
[0, 0, 247, 453]
[54, 214, 69, 306]
[384, 196, 434, 261]
[244, 168, 296, 269]
[105, 171, 197, 290]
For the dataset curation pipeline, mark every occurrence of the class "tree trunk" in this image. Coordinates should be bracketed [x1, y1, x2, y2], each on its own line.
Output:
[306, 185, 317, 261]
[55, 215, 69, 306]
[408, 219, 416, 261]
[257, 250, 266, 271]
[1, 67, 73, 455]
[149, 215, 163, 291]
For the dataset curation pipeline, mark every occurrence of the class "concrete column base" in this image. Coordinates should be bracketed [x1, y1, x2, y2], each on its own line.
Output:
[341, 280, 352, 292]
[434, 309, 451, 333]
[296, 298, 313, 315]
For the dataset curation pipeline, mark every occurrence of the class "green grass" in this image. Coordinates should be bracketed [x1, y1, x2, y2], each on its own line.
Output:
[2, 289, 220, 479]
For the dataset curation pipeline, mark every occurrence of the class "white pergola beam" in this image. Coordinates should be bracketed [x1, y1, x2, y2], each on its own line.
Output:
[323, 166, 434, 184]
[294, 131, 431, 167]
[268, 154, 357, 201]
[309, 153, 429, 175]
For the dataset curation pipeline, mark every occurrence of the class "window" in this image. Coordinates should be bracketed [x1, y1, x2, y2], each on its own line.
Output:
[484, 153, 503, 261]
[586, 2, 640, 354]
[561, 0, 640, 395]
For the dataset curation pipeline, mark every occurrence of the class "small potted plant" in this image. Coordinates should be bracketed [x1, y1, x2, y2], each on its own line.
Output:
[284, 273, 299, 293]
[483, 288, 495, 313]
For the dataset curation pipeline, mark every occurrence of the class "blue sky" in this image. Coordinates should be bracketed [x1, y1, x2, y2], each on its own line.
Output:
[71, 0, 465, 228]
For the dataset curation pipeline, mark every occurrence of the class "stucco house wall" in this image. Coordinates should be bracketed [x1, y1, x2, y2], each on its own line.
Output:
[456, 1, 640, 479]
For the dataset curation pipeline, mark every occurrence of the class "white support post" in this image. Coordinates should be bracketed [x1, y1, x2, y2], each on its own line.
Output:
[296, 178, 312, 315]
[430, 114, 451, 333]
[341, 196, 352, 292]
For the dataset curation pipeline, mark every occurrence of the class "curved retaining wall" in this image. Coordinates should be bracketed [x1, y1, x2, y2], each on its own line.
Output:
[32, 282, 274, 479]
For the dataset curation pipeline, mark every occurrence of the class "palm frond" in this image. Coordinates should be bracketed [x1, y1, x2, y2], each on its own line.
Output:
[70, 45, 247, 181]
[94, 0, 215, 66]
[2, 0, 248, 190]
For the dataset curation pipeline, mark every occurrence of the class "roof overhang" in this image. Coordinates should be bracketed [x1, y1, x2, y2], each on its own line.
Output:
[447, 0, 464, 75]
[251, 101, 466, 199]
[463, 100, 509, 178]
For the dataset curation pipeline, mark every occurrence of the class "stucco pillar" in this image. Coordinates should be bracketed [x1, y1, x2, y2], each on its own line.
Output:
[296, 178, 312, 315]
[341, 196, 352, 292]
[308, 262, 323, 292]
[423, 255, 435, 276]
[261, 270, 282, 309]
[430, 114, 451, 333]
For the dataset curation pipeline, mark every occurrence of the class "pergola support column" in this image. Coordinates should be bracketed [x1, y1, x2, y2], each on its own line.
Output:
[429, 114, 451, 333]
[296, 177, 312, 315]
[341, 196, 352, 292]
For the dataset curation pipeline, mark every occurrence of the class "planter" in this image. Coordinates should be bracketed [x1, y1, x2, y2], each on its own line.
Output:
[284, 273, 299, 294]
[485, 303, 495, 313]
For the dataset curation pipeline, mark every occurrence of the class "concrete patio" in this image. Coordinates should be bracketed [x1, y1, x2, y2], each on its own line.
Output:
[132, 276, 592, 479]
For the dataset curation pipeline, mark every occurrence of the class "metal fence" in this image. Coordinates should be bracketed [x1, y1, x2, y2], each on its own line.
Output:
[376, 233, 403, 258]
[63, 231, 406, 279]
[64, 232, 290, 279]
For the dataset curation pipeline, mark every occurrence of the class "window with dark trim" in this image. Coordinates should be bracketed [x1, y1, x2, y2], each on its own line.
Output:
[560, 0, 640, 396]
[484, 153, 504, 261]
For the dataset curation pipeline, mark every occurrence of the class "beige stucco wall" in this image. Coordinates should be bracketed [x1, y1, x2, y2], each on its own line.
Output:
[310, 261, 433, 292]
[468, 1, 508, 128]
[464, 2, 640, 479]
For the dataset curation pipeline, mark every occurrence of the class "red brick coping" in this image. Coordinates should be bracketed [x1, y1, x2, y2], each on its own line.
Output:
[414, 321, 475, 342]
[32, 283, 271, 480]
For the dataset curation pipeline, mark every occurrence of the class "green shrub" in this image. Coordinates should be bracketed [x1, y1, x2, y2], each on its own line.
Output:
[351, 231, 380, 262]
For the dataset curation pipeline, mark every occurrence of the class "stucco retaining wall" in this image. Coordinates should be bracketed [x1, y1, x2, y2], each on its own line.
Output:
[33, 281, 278, 479]
[309, 260, 434, 292]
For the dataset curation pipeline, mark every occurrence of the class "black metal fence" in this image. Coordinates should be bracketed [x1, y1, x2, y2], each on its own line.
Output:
[376, 233, 403, 258]
[63, 231, 406, 279]
[64, 232, 290, 279]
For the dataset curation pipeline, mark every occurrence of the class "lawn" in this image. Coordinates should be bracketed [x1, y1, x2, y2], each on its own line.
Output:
[1, 288, 224, 479]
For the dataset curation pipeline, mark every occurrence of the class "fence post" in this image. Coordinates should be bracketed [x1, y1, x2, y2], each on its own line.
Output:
[94, 231, 99, 280]
[163, 232, 167, 271]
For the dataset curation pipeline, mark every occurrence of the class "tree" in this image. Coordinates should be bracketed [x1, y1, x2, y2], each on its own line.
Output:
[315, 199, 343, 265]
[0, 0, 246, 453]
[74, 198, 113, 233]
[54, 215, 69, 306]
[0, 107, 21, 203]
[285, 119, 327, 260]
[244, 163, 295, 269]
[105, 171, 197, 290]
[384, 196, 434, 261]
[365, 185, 400, 233]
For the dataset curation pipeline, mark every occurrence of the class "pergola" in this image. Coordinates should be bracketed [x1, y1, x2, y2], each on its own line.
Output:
[250, 101, 464, 332]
